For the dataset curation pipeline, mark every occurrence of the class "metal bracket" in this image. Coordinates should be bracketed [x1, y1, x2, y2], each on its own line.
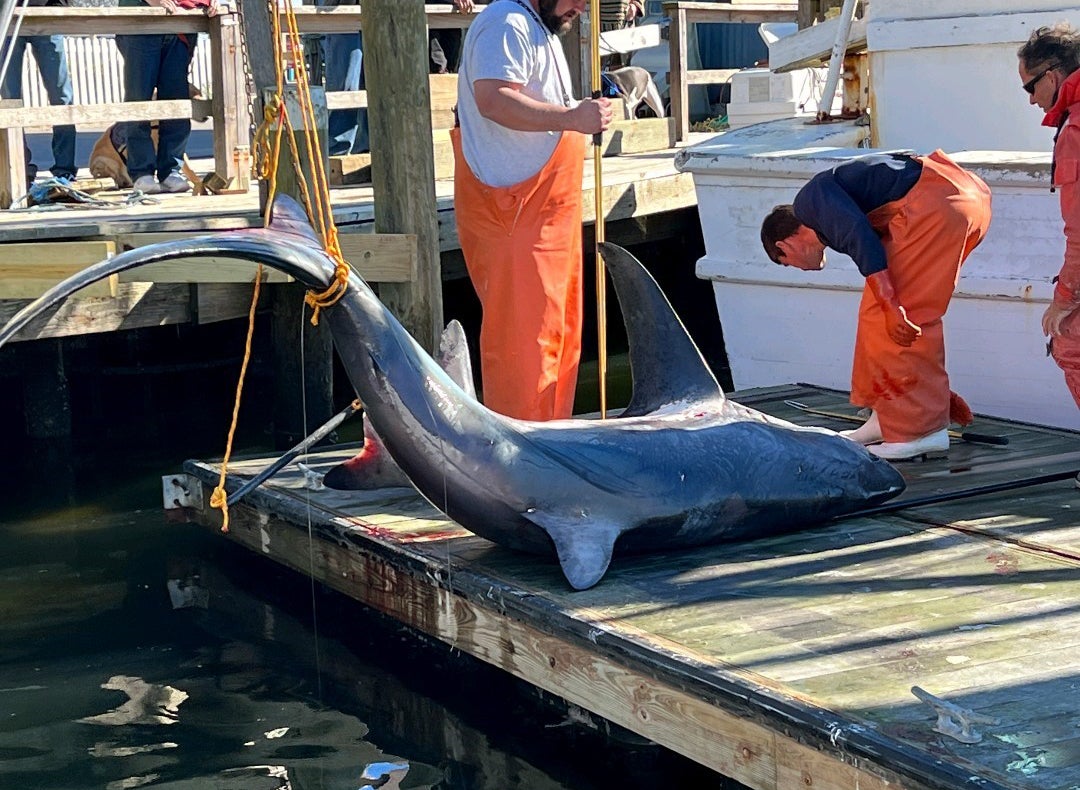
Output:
[162, 474, 204, 511]
[911, 686, 1000, 744]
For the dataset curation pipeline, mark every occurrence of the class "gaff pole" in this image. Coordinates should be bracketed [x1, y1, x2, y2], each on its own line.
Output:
[589, 0, 607, 418]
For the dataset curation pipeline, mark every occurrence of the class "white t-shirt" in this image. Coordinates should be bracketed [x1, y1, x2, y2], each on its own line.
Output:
[456, 0, 576, 188]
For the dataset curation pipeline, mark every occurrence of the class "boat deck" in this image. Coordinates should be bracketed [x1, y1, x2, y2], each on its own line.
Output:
[172, 383, 1080, 790]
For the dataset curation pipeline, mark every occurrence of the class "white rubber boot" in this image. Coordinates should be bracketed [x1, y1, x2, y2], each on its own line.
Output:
[868, 428, 950, 461]
[840, 411, 882, 445]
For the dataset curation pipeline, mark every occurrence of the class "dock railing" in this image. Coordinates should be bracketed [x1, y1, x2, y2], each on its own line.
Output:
[662, 1, 798, 142]
[0, 2, 802, 205]
[0, 3, 482, 208]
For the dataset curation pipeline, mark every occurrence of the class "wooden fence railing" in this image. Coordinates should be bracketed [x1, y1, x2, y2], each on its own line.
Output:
[0, 4, 485, 207]
[0, 2, 806, 205]
[662, 1, 799, 141]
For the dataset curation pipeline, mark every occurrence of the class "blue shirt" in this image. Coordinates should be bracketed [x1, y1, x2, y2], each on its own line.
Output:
[792, 153, 922, 277]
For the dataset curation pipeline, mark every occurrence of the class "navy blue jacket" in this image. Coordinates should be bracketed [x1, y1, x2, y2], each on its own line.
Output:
[792, 153, 922, 277]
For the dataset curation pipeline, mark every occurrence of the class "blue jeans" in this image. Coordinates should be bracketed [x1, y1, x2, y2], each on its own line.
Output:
[323, 32, 368, 155]
[115, 33, 195, 182]
[1, 35, 76, 181]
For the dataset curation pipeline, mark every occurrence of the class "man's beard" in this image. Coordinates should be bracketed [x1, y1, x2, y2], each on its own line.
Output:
[537, 0, 575, 36]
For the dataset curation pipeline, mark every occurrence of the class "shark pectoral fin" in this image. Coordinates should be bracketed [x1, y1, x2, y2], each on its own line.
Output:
[522, 512, 622, 591]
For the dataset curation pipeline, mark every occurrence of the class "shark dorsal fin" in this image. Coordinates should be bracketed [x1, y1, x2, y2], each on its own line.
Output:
[267, 195, 323, 245]
[598, 242, 723, 416]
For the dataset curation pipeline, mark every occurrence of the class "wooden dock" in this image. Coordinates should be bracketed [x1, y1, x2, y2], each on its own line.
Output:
[0, 137, 699, 335]
[169, 383, 1080, 790]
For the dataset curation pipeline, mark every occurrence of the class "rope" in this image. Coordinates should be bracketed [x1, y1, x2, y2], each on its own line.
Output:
[209, 266, 263, 532]
[213, 0, 353, 529]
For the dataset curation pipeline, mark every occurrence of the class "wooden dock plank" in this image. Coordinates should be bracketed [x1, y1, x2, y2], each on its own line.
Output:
[187, 458, 913, 790]
[172, 384, 1080, 790]
[0, 240, 117, 298]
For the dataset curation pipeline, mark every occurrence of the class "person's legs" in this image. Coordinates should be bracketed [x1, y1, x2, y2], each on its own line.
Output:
[0, 40, 36, 184]
[430, 29, 462, 73]
[154, 34, 195, 183]
[27, 35, 76, 180]
[116, 34, 162, 184]
[324, 32, 367, 155]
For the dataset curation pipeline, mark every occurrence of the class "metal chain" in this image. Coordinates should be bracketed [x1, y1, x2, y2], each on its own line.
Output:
[232, 0, 259, 144]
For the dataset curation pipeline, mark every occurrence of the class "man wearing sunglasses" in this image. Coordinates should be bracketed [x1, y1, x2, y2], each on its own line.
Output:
[1018, 24, 1080, 430]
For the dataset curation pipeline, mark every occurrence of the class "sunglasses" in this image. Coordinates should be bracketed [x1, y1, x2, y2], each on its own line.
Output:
[1023, 63, 1058, 95]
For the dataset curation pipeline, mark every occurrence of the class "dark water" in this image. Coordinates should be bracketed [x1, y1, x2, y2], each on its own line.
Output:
[0, 226, 737, 788]
[0, 464, 738, 790]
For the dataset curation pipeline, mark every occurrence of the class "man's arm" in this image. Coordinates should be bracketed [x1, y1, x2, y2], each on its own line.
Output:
[796, 165, 920, 346]
[473, 79, 612, 134]
[793, 168, 889, 277]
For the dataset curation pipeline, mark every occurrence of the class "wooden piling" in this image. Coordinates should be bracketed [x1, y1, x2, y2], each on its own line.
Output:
[363, 0, 442, 352]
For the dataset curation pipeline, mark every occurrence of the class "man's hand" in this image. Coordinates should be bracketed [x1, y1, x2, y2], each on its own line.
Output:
[453, 0, 475, 11]
[866, 269, 921, 347]
[882, 302, 921, 346]
[1042, 300, 1079, 336]
[569, 97, 613, 135]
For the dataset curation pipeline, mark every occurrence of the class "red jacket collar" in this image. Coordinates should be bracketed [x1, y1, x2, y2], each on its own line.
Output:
[1043, 68, 1080, 129]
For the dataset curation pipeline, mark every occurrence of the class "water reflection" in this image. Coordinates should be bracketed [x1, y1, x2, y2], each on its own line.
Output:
[0, 477, 734, 790]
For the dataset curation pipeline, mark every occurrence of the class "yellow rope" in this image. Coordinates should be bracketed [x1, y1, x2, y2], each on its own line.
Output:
[213, 0, 353, 529]
[209, 267, 263, 532]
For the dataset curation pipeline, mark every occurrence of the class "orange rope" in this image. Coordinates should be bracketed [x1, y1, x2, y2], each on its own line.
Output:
[212, 0, 354, 528]
[209, 267, 263, 532]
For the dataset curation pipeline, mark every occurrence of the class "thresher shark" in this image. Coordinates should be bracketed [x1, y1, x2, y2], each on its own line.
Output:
[0, 198, 905, 590]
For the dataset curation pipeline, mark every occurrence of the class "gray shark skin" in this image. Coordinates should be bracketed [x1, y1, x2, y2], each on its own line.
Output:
[0, 197, 905, 590]
[322, 319, 476, 491]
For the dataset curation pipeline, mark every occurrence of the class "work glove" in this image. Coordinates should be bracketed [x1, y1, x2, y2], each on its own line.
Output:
[866, 270, 921, 347]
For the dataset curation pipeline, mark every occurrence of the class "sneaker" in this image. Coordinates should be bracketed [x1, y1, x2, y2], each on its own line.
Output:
[160, 173, 191, 193]
[133, 175, 161, 194]
[868, 428, 950, 461]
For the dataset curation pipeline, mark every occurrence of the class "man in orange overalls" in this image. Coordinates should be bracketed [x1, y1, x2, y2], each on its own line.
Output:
[760, 151, 992, 460]
[453, 0, 612, 421]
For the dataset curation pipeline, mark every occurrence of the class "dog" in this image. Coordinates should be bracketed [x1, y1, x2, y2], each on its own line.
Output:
[605, 66, 666, 120]
[88, 83, 207, 188]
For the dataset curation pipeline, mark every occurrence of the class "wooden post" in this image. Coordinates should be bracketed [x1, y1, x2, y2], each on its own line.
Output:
[363, 0, 442, 352]
[666, 2, 689, 142]
[263, 85, 328, 206]
[239, 0, 335, 448]
[0, 98, 27, 209]
[208, 7, 249, 181]
[18, 339, 74, 496]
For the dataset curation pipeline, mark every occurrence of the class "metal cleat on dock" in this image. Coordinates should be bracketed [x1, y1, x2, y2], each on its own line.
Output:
[911, 685, 1000, 744]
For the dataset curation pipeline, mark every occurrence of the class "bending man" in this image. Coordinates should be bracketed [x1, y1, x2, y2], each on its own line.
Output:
[453, 0, 612, 420]
[760, 151, 992, 460]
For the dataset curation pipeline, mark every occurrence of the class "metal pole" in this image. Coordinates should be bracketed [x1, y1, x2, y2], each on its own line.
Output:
[815, 0, 857, 121]
[839, 469, 1079, 522]
[226, 399, 362, 506]
[0, 0, 30, 92]
[589, 0, 607, 418]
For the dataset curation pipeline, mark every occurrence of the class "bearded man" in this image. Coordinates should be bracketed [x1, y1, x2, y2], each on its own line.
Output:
[453, 0, 613, 420]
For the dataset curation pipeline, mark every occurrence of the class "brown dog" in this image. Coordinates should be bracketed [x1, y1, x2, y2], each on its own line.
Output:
[88, 84, 207, 188]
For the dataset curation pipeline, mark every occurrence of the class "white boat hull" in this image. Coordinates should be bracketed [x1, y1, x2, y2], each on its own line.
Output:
[679, 120, 1077, 430]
